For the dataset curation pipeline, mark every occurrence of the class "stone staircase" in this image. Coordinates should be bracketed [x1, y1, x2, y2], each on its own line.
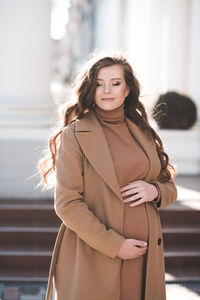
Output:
[160, 202, 200, 282]
[0, 199, 60, 282]
[0, 187, 200, 283]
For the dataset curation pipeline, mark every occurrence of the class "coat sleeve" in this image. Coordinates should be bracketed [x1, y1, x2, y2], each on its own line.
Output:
[151, 177, 177, 210]
[54, 124, 125, 259]
[146, 128, 178, 210]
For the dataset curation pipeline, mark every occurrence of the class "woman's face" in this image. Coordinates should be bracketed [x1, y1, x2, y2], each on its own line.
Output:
[94, 65, 130, 111]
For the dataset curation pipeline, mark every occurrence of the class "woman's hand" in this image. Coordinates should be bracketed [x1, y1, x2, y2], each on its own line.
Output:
[120, 180, 158, 208]
[117, 239, 147, 260]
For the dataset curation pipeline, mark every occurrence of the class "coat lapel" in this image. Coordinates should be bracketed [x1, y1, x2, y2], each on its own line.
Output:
[74, 109, 160, 201]
[75, 110, 122, 200]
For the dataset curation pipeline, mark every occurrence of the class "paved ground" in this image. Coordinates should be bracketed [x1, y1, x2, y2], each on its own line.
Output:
[166, 282, 200, 299]
[0, 282, 200, 299]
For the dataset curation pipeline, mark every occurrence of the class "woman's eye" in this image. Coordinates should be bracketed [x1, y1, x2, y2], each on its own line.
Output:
[113, 82, 120, 86]
[96, 82, 102, 87]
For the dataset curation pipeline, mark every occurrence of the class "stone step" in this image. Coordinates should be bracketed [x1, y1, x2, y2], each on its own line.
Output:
[165, 270, 200, 282]
[0, 271, 48, 283]
[162, 227, 200, 248]
[0, 200, 60, 227]
[165, 251, 200, 281]
[0, 250, 51, 276]
[160, 209, 200, 227]
[165, 251, 200, 258]
[163, 227, 200, 233]
[0, 227, 58, 251]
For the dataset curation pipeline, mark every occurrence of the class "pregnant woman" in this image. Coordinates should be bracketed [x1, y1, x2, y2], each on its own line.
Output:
[39, 52, 177, 300]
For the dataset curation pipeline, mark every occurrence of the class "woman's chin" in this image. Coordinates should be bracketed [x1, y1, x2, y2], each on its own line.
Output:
[96, 102, 122, 111]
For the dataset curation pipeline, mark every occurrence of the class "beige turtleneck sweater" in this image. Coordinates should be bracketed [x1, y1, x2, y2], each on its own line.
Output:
[95, 104, 149, 300]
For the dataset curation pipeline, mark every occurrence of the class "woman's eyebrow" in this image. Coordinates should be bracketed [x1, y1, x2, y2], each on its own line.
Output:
[97, 78, 123, 81]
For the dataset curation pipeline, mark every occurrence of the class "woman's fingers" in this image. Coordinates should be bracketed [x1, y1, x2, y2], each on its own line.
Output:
[132, 239, 147, 247]
[121, 186, 139, 195]
[132, 239, 148, 257]
[130, 199, 145, 207]
[120, 181, 144, 204]
[123, 192, 143, 203]
[137, 246, 147, 253]
[120, 181, 141, 192]
[131, 246, 147, 259]
[117, 238, 148, 260]
[120, 180, 158, 205]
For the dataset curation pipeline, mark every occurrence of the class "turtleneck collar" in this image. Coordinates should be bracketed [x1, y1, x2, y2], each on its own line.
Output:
[94, 104, 125, 124]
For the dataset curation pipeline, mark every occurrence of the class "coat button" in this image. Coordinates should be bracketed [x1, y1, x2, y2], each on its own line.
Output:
[158, 238, 162, 245]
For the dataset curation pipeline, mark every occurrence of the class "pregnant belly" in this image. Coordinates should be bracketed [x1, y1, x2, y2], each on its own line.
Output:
[123, 202, 149, 242]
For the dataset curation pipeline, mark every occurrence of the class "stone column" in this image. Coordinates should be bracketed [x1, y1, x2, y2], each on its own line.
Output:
[123, 0, 153, 83]
[122, 0, 165, 115]
[163, 0, 191, 93]
[0, 0, 54, 198]
[94, 0, 122, 50]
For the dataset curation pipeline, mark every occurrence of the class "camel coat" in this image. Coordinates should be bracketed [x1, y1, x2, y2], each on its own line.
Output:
[45, 109, 177, 300]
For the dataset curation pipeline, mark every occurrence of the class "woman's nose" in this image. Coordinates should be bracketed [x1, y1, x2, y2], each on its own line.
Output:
[104, 84, 111, 93]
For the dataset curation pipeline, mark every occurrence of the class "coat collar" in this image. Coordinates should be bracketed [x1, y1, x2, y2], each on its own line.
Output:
[74, 109, 160, 201]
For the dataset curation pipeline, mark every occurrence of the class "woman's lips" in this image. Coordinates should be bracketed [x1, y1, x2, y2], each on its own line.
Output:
[101, 98, 115, 101]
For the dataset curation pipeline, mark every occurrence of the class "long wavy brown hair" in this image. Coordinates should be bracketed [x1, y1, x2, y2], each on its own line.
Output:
[39, 51, 176, 188]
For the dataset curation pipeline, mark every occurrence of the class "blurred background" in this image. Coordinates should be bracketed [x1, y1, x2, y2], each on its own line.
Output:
[0, 0, 200, 299]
